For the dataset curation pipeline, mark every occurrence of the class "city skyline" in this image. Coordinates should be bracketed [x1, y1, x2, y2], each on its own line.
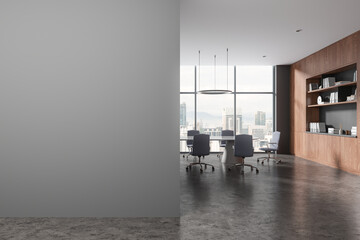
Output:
[180, 102, 273, 152]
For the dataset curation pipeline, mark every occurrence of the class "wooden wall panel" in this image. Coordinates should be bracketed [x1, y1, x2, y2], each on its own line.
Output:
[340, 138, 358, 172]
[356, 139, 360, 172]
[293, 68, 307, 132]
[290, 65, 295, 154]
[293, 132, 305, 157]
[290, 30, 360, 175]
[304, 134, 319, 160]
[317, 135, 327, 162]
[317, 135, 341, 167]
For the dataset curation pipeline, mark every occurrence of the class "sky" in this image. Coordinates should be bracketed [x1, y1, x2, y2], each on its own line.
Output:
[180, 65, 273, 119]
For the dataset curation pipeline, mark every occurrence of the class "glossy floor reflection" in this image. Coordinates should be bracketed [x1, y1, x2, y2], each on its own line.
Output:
[180, 154, 360, 239]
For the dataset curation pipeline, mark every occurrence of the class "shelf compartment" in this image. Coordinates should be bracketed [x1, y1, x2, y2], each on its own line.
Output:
[308, 100, 356, 108]
[307, 82, 357, 93]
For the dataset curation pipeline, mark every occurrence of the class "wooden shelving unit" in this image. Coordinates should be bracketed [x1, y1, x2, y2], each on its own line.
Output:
[305, 131, 357, 138]
[308, 100, 356, 108]
[290, 30, 360, 175]
[307, 82, 357, 94]
[305, 63, 357, 132]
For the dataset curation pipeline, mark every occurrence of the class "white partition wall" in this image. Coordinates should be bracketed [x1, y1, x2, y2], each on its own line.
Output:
[0, 0, 180, 217]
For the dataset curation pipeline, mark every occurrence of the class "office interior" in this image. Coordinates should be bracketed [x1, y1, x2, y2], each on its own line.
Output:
[1, 0, 360, 239]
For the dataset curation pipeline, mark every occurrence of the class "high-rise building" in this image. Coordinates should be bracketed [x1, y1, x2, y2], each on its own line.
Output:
[266, 119, 273, 134]
[180, 102, 186, 126]
[222, 107, 243, 133]
[255, 111, 266, 125]
[203, 127, 222, 136]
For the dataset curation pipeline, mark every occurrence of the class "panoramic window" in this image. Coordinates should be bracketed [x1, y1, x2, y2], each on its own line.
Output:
[180, 65, 274, 152]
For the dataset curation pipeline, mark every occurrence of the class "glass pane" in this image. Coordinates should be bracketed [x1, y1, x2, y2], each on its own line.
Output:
[180, 66, 195, 92]
[236, 66, 273, 92]
[197, 94, 234, 152]
[180, 94, 195, 152]
[197, 66, 234, 92]
[236, 94, 273, 151]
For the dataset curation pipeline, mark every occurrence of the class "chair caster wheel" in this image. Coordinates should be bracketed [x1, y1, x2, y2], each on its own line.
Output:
[261, 162, 264, 165]
[256, 169, 259, 174]
[200, 169, 203, 173]
[183, 155, 185, 158]
[212, 166, 215, 171]
[186, 167, 188, 172]
[257, 159, 259, 162]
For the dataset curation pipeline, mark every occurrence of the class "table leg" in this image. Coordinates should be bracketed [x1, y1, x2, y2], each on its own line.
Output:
[221, 140, 236, 164]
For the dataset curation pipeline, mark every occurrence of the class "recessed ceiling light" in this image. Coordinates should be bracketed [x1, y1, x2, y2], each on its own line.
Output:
[296, 29, 303, 32]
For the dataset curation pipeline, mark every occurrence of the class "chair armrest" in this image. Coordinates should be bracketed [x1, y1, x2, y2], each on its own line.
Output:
[266, 142, 278, 148]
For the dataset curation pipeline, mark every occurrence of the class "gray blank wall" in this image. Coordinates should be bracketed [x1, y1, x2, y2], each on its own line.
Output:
[275, 65, 290, 154]
[0, 0, 180, 217]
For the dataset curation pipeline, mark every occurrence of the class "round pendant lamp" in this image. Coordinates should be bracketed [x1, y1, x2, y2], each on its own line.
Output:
[198, 48, 232, 94]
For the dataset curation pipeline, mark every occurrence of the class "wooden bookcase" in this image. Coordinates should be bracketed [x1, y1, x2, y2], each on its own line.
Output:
[305, 63, 357, 135]
[291, 30, 360, 175]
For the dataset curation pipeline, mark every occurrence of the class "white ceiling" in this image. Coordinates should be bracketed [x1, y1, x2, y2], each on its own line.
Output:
[180, 0, 360, 65]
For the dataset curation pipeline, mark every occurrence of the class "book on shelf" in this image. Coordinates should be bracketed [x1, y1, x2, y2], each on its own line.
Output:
[309, 122, 326, 133]
[309, 83, 318, 91]
[329, 92, 338, 103]
[323, 77, 336, 88]
[319, 123, 326, 133]
[354, 70, 357, 82]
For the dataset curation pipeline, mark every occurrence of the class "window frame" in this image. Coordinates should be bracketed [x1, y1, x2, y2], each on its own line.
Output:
[180, 65, 275, 153]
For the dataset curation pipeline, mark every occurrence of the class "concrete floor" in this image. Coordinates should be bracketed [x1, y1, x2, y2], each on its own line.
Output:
[1, 154, 360, 239]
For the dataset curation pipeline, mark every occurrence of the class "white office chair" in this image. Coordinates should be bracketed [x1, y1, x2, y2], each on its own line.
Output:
[257, 131, 281, 164]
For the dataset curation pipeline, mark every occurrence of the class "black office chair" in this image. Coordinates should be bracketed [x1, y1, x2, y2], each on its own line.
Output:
[228, 134, 259, 174]
[185, 134, 214, 173]
[217, 130, 234, 159]
[183, 130, 200, 160]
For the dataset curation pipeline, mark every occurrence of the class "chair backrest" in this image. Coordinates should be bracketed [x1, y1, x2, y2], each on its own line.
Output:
[192, 134, 210, 156]
[270, 131, 281, 150]
[187, 130, 200, 146]
[221, 130, 234, 145]
[234, 134, 253, 158]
